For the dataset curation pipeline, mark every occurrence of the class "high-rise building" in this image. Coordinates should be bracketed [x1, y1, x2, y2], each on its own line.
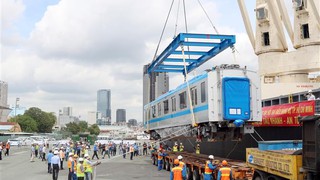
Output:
[0, 81, 10, 122]
[63, 107, 72, 116]
[116, 109, 126, 123]
[97, 89, 111, 125]
[87, 111, 97, 126]
[143, 64, 169, 106]
[128, 119, 138, 127]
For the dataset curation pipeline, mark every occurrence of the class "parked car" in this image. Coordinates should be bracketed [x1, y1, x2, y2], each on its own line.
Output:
[7, 139, 22, 146]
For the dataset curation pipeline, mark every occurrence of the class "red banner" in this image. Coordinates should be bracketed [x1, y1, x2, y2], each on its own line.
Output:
[253, 101, 315, 127]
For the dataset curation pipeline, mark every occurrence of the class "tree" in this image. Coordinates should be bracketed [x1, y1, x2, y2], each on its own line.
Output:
[65, 122, 80, 134]
[9, 115, 38, 132]
[24, 107, 56, 133]
[88, 124, 100, 135]
[78, 121, 88, 133]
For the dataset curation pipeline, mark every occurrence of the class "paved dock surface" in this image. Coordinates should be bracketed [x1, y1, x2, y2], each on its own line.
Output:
[0, 146, 170, 180]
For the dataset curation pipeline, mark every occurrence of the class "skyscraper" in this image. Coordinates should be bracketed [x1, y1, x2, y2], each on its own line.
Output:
[97, 89, 111, 125]
[143, 64, 169, 106]
[0, 81, 10, 122]
[116, 109, 126, 123]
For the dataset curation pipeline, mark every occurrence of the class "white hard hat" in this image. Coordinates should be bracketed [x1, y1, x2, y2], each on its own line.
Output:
[178, 155, 183, 160]
[79, 158, 84, 162]
[69, 153, 74, 156]
[208, 155, 214, 159]
[308, 90, 312, 93]
[84, 154, 89, 157]
[175, 142, 178, 145]
[54, 151, 59, 155]
[86, 146, 89, 148]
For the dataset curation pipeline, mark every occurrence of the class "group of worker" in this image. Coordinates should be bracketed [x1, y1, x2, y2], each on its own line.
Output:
[46, 146, 100, 180]
[169, 154, 232, 180]
[156, 142, 232, 180]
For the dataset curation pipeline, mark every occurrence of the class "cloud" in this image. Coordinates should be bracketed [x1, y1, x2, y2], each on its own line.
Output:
[1, 0, 25, 29]
[2, 0, 259, 122]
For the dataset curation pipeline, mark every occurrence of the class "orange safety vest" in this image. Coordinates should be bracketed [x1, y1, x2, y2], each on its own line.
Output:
[6, 143, 10, 149]
[204, 161, 213, 174]
[73, 161, 77, 172]
[219, 167, 231, 180]
[67, 157, 73, 169]
[179, 161, 185, 169]
[171, 166, 183, 180]
[158, 153, 163, 160]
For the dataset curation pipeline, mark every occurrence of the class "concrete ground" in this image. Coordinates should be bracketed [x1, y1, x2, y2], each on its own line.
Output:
[0, 146, 170, 180]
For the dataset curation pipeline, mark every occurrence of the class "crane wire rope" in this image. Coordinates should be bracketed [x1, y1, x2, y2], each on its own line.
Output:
[152, 0, 175, 61]
[196, 0, 238, 63]
[182, 46, 197, 128]
[173, 0, 181, 38]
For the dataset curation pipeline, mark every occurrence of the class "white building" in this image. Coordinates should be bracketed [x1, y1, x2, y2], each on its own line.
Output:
[87, 111, 97, 125]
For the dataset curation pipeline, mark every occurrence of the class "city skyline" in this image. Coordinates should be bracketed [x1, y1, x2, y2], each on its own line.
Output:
[2, 1, 264, 122]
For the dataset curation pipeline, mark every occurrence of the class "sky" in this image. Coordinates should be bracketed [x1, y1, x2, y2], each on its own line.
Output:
[1, 0, 293, 122]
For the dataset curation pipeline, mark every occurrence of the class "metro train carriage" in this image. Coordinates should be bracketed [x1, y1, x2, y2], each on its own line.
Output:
[143, 64, 262, 141]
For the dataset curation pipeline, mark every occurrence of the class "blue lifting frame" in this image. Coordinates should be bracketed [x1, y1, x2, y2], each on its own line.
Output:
[147, 33, 236, 75]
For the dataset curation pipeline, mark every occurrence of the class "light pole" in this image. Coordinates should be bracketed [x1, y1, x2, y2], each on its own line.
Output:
[15, 97, 20, 117]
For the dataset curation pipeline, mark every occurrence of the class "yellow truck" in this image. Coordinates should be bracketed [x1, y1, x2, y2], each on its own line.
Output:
[246, 148, 304, 180]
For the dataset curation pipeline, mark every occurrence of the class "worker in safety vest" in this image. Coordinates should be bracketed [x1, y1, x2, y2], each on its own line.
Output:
[157, 149, 167, 171]
[195, 144, 200, 154]
[67, 153, 74, 180]
[5, 142, 10, 156]
[217, 160, 232, 180]
[84, 154, 101, 180]
[71, 154, 78, 180]
[77, 158, 85, 180]
[179, 143, 184, 152]
[203, 155, 217, 180]
[170, 159, 186, 180]
[177, 155, 187, 177]
[60, 147, 65, 170]
[172, 142, 178, 152]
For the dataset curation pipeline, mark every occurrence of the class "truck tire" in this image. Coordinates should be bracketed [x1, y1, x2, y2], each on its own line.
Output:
[253, 170, 266, 180]
[193, 169, 200, 180]
[186, 166, 193, 180]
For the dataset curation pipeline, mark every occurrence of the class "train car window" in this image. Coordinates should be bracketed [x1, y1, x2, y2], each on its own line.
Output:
[148, 109, 151, 120]
[191, 87, 197, 106]
[152, 106, 156, 118]
[157, 103, 161, 116]
[171, 96, 176, 112]
[179, 91, 187, 109]
[163, 100, 169, 114]
[201, 82, 206, 103]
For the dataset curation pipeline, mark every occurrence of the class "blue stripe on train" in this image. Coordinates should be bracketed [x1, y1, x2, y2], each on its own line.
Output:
[144, 104, 208, 125]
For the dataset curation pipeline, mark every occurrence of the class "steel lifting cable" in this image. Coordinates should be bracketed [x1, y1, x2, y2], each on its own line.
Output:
[152, 0, 175, 61]
[173, 0, 181, 38]
[181, 46, 197, 127]
[196, 0, 238, 63]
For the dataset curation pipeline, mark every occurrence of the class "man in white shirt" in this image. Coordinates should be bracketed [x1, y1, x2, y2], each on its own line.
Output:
[51, 151, 60, 180]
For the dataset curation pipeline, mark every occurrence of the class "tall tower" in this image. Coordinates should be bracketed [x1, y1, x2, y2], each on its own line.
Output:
[97, 89, 111, 125]
[143, 64, 169, 106]
[116, 109, 126, 124]
[0, 81, 10, 122]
